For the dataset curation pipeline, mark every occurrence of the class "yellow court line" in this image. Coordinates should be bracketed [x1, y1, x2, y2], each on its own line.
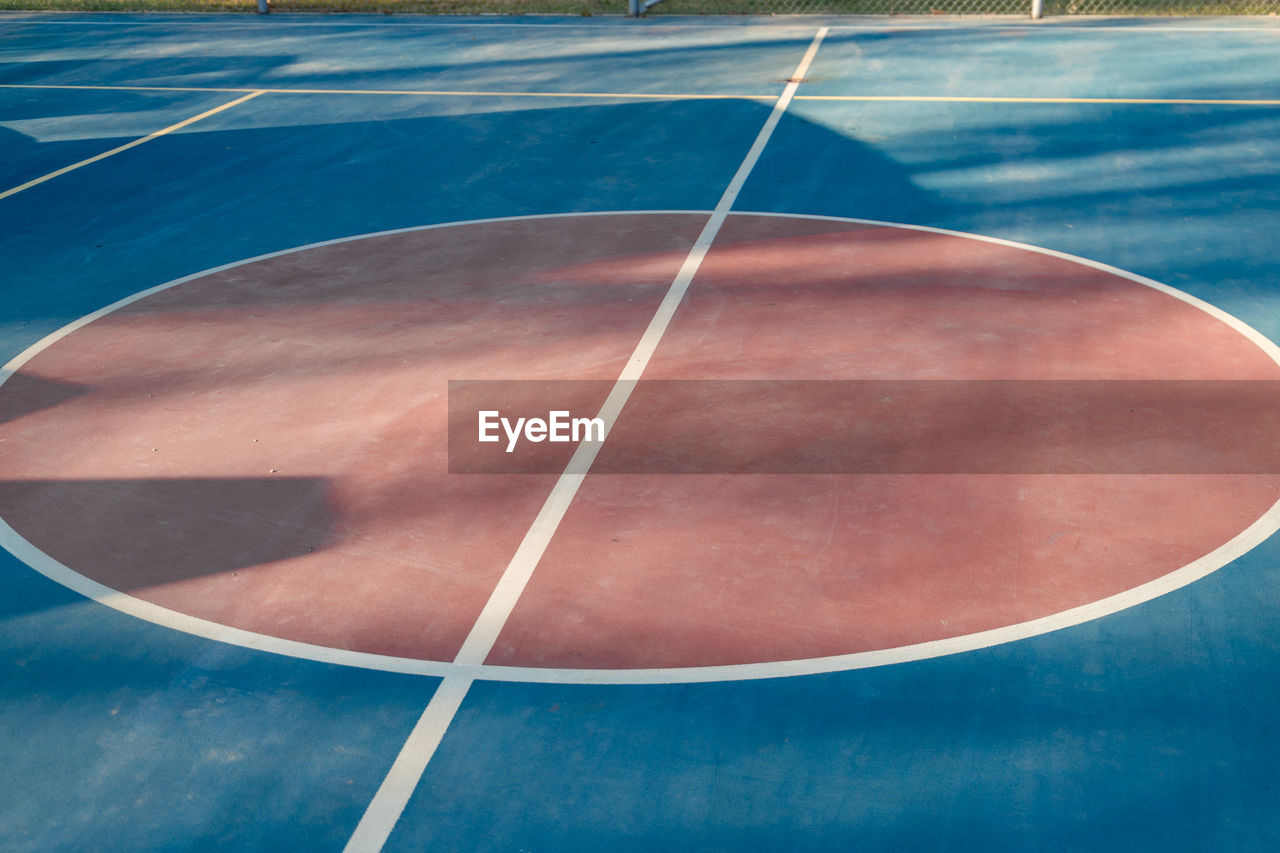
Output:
[0, 90, 265, 201]
[0, 82, 773, 101]
[276, 87, 774, 101]
[794, 94, 1280, 106]
[0, 83, 255, 94]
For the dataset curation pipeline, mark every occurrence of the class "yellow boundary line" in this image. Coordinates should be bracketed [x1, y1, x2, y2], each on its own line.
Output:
[793, 94, 1280, 105]
[2, 81, 1277, 200]
[0, 90, 265, 201]
[3, 82, 1280, 106]
[0, 83, 773, 101]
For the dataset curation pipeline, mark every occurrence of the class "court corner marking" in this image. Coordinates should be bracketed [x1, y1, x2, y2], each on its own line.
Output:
[0, 90, 264, 202]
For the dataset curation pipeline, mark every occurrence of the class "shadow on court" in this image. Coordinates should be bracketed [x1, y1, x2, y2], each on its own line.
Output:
[4, 18, 1280, 851]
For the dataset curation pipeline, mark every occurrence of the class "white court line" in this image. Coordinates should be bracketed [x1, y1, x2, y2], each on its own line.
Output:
[0, 90, 264, 201]
[340, 25, 829, 853]
[809, 22, 1280, 32]
[0, 15, 804, 28]
[1, 15, 1278, 32]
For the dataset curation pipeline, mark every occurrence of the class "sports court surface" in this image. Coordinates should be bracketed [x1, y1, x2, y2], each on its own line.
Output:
[4, 11, 1280, 851]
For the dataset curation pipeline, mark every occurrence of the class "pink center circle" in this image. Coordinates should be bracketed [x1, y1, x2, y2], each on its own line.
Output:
[2, 213, 1278, 674]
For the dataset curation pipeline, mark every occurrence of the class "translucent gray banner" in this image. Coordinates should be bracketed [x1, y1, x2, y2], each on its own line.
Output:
[448, 379, 1280, 475]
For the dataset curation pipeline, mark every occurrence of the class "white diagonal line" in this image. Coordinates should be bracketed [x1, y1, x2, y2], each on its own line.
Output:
[343, 26, 829, 853]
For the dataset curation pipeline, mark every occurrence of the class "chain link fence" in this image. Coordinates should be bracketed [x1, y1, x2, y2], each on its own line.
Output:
[651, 0, 1276, 9]
[0, 0, 1276, 18]
[651, 0, 1028, 12]
[1041, 0, 1276, 11]
[269, 0, 617, 11]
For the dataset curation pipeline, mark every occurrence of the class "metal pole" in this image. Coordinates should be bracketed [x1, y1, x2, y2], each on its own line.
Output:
[256, 0, 269, 13]
[628, 0, 640, 15]
[1031, 0, 1043, 18]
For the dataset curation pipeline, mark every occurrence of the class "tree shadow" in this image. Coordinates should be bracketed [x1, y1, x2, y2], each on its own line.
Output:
[0, 373, 91, 423]
[0, 476, 335, 590]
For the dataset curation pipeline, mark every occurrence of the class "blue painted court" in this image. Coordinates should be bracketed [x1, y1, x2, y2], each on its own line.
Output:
[4, 13, 1280, 851]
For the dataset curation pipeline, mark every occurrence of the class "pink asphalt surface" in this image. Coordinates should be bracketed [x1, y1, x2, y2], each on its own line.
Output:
[2, 213, 1277, 670]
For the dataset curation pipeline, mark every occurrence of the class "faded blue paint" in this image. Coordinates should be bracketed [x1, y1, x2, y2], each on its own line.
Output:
[3, 14, 1280, 852]
[0, 549, 441, 852]
[395, 536, 1280, 851]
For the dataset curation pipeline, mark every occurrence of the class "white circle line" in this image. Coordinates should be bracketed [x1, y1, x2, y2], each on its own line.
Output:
[3, 210, 1279, 685]
[735, 210, 1280, 366]
[0, 211, 697, 383]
